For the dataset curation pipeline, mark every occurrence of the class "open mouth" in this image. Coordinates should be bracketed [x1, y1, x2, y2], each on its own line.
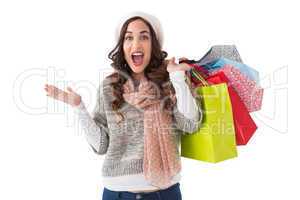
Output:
[131, 51, 144, 66]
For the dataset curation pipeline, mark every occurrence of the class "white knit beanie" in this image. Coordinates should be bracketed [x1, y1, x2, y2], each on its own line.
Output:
[115, 11, 164, 47]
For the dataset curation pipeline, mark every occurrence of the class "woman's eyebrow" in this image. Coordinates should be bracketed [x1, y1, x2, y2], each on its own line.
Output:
[140, 30, 150, 34]
[125, 30, 150, 34]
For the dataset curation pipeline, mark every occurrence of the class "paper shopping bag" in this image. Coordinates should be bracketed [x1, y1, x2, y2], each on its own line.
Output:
[206, 72, 257, 145]
[196, 45, 243, 66]
[203, 58, 260, 85]
[210, 64, 264, 112]
[181, 75, 238, 163]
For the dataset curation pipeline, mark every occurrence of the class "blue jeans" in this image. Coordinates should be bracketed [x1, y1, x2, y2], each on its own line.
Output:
[102, 183, 182, 200]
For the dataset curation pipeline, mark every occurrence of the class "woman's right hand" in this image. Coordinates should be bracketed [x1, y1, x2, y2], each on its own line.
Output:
[44, 84, 82, 107]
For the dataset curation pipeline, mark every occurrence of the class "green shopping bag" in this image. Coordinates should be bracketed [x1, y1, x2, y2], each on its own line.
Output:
[181, 70, 238, 163]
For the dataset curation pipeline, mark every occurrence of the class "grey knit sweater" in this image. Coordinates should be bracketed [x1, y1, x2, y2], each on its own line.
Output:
[75, 72, 202, 177]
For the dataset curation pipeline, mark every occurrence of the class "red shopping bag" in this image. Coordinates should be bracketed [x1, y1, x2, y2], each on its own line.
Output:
[206, 72, 257, 145]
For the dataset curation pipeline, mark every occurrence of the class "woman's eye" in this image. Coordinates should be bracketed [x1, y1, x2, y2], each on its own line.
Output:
[141, 35, 149, 40]
[125, 36, 133, 41]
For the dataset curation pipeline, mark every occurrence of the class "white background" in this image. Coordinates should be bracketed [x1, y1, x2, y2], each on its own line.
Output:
[0, 0, 299, 199]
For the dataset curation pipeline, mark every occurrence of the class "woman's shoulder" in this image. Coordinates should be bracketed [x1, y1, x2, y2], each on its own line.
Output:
[102, 72, 118, 87]
[97, 73, 118, 100]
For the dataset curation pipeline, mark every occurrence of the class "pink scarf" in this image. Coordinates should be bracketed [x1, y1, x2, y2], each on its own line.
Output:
[123, 76, 181, 188]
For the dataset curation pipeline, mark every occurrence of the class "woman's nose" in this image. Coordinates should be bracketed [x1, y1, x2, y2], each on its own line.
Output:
[132, 38, 142, 48]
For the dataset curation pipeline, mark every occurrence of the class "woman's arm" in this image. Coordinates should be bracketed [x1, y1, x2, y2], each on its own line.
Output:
[73, 84, 109, 155]
[169, 70, 202, 134]
[44, 82, 109, 155]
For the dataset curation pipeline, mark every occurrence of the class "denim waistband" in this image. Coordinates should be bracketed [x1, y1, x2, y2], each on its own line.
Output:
[103, 183, 180, 199]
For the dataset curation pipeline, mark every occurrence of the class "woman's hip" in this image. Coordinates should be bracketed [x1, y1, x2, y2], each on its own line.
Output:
[102, 183, 182, 200]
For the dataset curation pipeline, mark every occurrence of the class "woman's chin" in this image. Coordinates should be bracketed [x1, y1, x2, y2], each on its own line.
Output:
[132, 70, 144, 75]
[130, 64, 146, 74]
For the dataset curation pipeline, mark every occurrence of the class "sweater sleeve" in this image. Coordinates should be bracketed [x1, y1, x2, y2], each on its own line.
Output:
[169, 70, 203, 134]
[73, 84, 109, 155]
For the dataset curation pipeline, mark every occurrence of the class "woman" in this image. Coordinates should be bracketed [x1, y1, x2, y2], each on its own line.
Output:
[45, 12, 202, 200]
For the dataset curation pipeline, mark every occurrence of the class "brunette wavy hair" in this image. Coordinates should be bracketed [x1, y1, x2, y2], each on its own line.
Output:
[107, 16, 176, 118]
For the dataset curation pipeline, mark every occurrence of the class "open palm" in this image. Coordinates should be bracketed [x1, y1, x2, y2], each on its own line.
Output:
[44, 84, 81, 107]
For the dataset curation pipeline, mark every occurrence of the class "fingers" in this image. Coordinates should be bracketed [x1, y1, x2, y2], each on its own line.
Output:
[181, 63, 192, 71]
[170, 57, 175, 64]
[44, 84, 81, 106]
[44, 84, 57, 92]
[167, 57, 176, 65]
[67, 87, 74, 93]
[179, 57, 188, 62]
[168, 57, 188, 65]
[44, 84, 65, 100]
[44, 84, 50, 92]
[44, 84, 54, 95]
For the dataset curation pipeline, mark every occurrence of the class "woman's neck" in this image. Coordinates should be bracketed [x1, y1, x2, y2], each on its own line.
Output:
[132, 72, 145, 81]
[131, 72, 145, 91]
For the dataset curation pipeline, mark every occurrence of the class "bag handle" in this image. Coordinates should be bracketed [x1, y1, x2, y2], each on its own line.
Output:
[191, 69, 209, 86]
[180, 59, 209, 86]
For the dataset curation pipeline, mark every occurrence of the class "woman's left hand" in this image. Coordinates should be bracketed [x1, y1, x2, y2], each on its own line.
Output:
[166, 57, 191, 73]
